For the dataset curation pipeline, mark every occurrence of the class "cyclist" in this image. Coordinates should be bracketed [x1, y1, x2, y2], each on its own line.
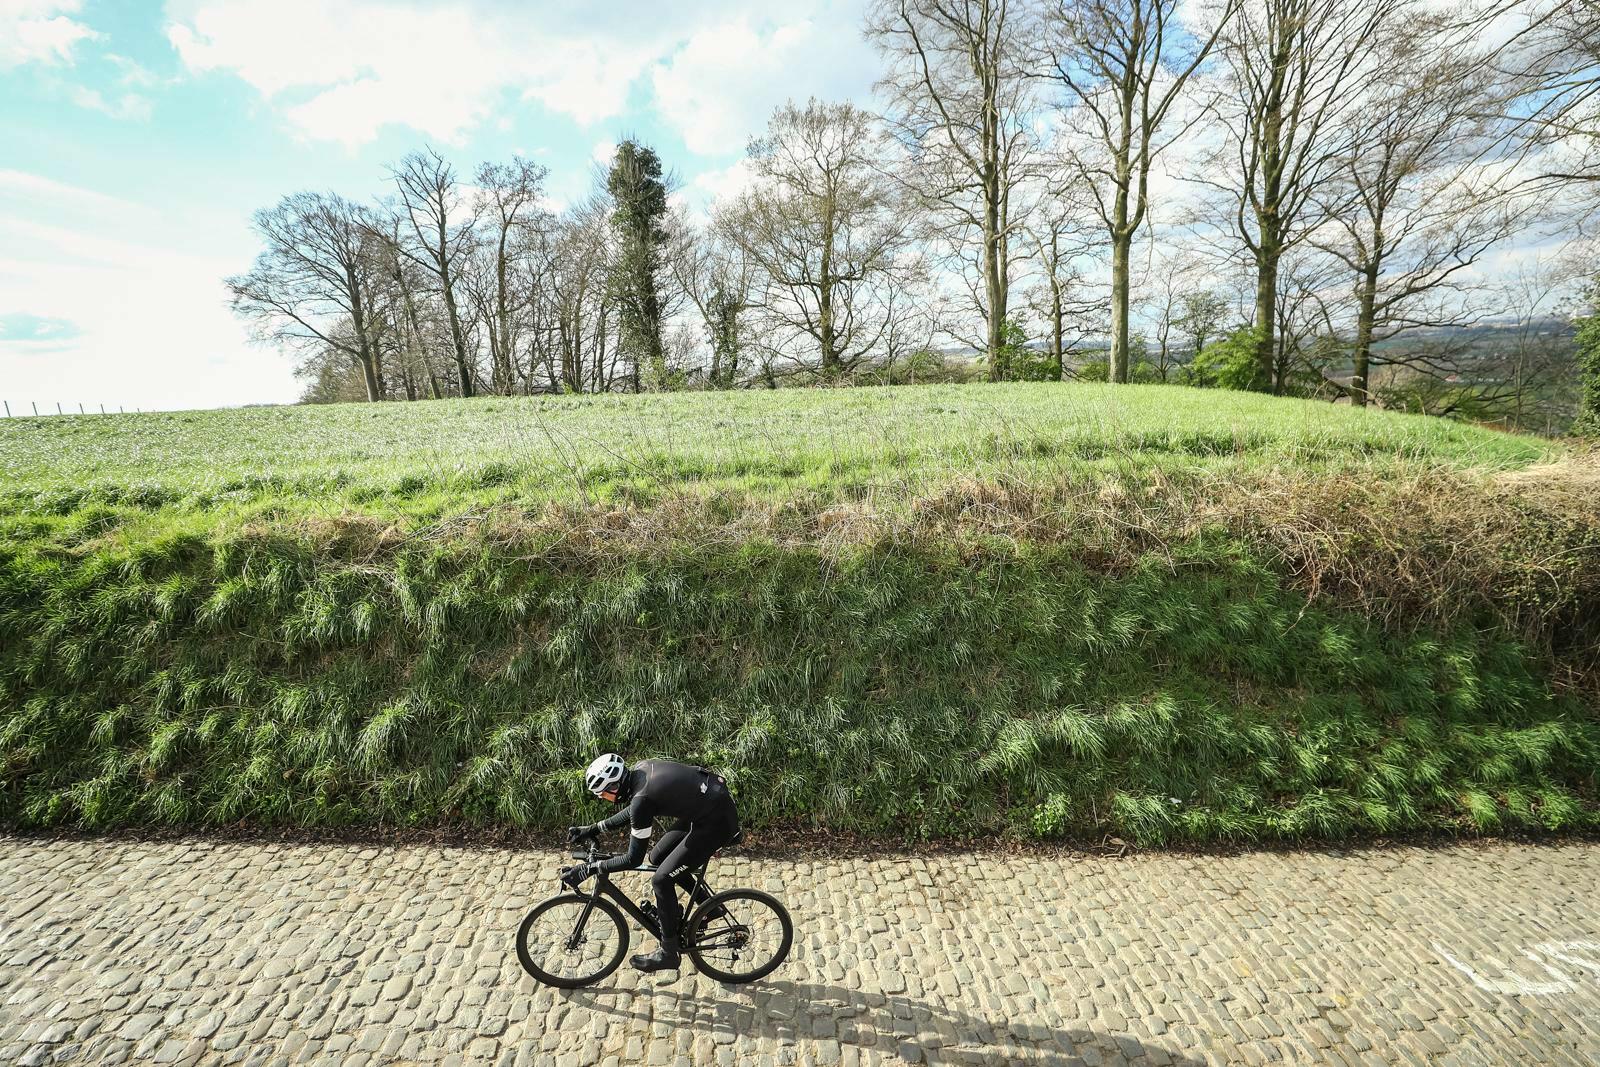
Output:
[563, 753, 741, 974]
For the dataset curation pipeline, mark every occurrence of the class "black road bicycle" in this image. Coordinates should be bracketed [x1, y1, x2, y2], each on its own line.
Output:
[516, 840, 793, 988]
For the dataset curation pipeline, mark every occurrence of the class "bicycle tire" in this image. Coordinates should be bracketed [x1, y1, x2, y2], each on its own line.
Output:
[516, 893, 630, 988]
[684, 889, 793, 984]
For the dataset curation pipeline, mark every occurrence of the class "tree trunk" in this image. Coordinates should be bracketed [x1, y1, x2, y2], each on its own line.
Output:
[561, 300, 583, 393]
[494, 232, 513, 394]
[441, 282, 474, 398]
[629, 323, 641, 392]
[1109, 231, 1132, 384]
[1051, 283, 1064, 382]
[431, 210, 474, 398]
[984, 192, 1006, 381]
[983, 80, 1006, 382]
[347, 267, 381, 403]
[1252, 20, 1287, 394]
[1252, 226, 1280, 392]
[392, 254, 434, 400]
[355, 354, 380, 402]
[819, 268, 837, 376]
[1350, 260, 1379, 407]
[596, 301, 611, 393]
[371, 336, 387, 400]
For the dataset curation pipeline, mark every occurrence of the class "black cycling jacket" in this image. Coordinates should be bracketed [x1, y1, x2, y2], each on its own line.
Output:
[594, 759, 734, 872]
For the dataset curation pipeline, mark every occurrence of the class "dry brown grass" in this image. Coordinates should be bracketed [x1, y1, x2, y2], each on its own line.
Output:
[257, 455, 1599, 678]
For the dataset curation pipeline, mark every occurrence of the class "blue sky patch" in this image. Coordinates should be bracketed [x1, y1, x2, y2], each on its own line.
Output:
[0, 313, 82, 343]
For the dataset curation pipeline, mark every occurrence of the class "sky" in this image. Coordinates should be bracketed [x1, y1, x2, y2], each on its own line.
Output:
[0, 0, 880, 413]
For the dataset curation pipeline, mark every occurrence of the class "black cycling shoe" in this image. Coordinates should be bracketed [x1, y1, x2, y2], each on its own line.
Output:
[631, 938, 681, 973]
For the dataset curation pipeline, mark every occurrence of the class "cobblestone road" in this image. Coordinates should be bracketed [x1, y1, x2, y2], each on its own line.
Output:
[2, 838, 1598, 1066]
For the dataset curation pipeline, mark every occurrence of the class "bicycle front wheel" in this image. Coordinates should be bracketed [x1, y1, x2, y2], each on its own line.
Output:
[516, 893, 629, 988]
[684, 889, 793, 984]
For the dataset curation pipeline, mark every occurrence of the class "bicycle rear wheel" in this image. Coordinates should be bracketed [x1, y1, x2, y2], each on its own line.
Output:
[516, 893, 629, 988]
[684, 889, 793, 984]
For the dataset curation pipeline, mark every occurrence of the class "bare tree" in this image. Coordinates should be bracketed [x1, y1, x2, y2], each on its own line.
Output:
[510, 212, 561, 395]
[1173, 287, 1231, 365]
[1138, 249, 1227, 381]
[228, 192, 387, 402]
[1491, 0, 1600, 209]
[716, 100, 923, 380]
[390, 149, 482, 398]
[670, 211, 754, 388]
[1023, 192, 1100, 380]
[875, 284, 948, 382]
[537, 199, 616, 393]
[466, 158, 548, 394]
[1366, 252, 1584, 428]
[374, 221, 448, 399]
[1313, 17, 1526, 404]
[1042, 0, 1237, 382]
[1271, 246, 1347, 395]
[1488, 258, 1587, 432]
[868, 0, 1038, 379]
[1206, 0, 1400, 391]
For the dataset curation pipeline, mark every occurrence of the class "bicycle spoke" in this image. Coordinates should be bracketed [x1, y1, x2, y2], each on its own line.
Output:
[691, 899, 787, 973]
[518, 898, 625, 985]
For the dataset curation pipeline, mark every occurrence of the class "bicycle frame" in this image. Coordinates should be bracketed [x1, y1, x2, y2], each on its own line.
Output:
[565, 851, 714, 948]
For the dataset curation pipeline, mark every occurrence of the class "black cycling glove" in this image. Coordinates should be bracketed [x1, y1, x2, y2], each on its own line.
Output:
[560, 862, 597, 888]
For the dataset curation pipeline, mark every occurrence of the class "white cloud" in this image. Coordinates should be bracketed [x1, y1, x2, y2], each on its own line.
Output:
[169, 0, 494, 144]
[166, 0, 665, 145]
[107, 53, 163, 88]
[0, 0, 96, 68]
[690, 157, 755, 205]
[70, 85, 154, 121]
[0, 167, 131, 210]
[650, 14, 877, 155]
[519, 40, 655, 127]
[164, 1, 881, 152]
[0, 171, 292, 411]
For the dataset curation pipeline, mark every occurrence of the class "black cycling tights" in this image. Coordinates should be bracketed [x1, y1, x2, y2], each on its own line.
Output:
[647, 816, 737, 944]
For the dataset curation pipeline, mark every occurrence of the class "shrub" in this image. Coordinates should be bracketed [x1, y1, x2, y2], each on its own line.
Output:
[1576, 283, 1600, 437]
[1074, 358, 1162, 384]
[1184, 327, 1266, 391]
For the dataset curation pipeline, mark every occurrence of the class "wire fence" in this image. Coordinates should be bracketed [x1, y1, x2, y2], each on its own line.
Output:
[2, 402, 144, 417]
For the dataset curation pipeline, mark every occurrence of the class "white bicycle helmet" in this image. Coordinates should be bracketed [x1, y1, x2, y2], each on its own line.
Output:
[584, 752, 627, 797]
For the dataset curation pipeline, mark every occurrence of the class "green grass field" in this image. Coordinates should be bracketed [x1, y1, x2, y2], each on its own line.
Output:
[0, 384, 1555, 517]
[1, 384, 1594, 843]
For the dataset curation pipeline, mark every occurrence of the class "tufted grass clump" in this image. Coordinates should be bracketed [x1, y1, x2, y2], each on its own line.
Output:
[1, 508, 1595, 844]
[0, 384, 1595, 844]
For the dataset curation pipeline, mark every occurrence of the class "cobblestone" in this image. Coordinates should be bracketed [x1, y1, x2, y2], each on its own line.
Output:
[1, 838, 1598, 1064]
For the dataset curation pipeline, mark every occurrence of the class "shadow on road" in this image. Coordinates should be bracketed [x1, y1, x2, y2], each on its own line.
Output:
[568, 977, 1205, 1066]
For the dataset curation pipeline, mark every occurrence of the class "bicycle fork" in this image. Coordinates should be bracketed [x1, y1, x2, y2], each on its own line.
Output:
[565, 887, 612, 950]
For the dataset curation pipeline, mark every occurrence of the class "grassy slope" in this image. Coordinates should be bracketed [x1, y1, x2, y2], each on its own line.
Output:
[0, 383, 1551, 503]
[0, 384, 1594, 843]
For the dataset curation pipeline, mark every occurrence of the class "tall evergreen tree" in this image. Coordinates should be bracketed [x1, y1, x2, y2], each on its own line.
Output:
[607, 140, 671, 391]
